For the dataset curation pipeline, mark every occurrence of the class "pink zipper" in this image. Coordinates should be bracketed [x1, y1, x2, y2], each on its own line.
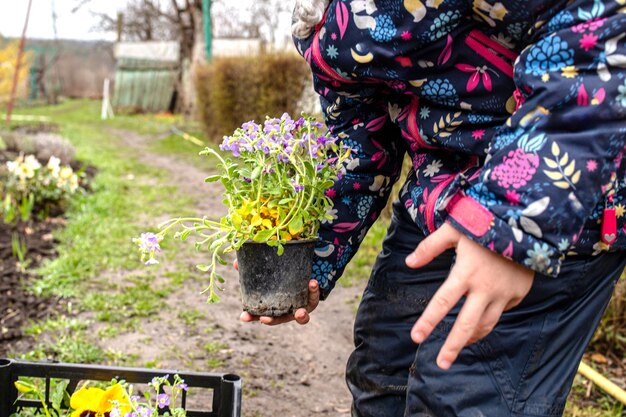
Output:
[425, 158, 478, 233]
[465, 30, 516, 78]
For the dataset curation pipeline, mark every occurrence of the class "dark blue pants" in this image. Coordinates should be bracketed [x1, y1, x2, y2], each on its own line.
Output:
[347, 202, 626, 417]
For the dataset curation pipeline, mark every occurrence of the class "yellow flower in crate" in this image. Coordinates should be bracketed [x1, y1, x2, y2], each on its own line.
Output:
[70, 384, 130, 417]
[14, 380, 35, 393]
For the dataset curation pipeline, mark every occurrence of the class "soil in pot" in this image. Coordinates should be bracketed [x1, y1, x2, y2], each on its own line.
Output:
[236, 239, 317, 317]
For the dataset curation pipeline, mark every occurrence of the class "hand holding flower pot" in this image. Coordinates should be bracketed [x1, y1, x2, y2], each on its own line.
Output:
[135, 113, 351, 316]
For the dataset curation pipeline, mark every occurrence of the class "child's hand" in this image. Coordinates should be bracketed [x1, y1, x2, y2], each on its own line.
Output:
[406, 223, 534, 370]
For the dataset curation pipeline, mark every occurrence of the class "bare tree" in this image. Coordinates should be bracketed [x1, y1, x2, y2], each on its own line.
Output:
[211, 0, 291, 44]
[78, 0, 291, 112]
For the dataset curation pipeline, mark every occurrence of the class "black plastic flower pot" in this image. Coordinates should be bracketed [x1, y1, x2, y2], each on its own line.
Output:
[236, 239, 317, 317]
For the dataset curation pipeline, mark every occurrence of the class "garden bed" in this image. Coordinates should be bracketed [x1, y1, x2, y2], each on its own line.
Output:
[0, 127, 95, 356]
[0, 219, 66, 355]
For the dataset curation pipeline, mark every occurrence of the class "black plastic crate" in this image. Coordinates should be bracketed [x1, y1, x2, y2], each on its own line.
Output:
[0, 358, 241, 417]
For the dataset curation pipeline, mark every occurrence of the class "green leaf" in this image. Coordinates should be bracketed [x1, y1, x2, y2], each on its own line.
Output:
[305, 161, 315, 178]
[204, 174, 221, 183]
[288, 214, 303, 236]
[277, 244, 284, 256]
[230, 212, 243, 228]
[278, 198, 293, 205]
[196, 264, 210, 272]
[253, 229, 274, 242]
[209, 240, 224, 251]
[321, 180, 335, 189]
[251, 166, 262, 179]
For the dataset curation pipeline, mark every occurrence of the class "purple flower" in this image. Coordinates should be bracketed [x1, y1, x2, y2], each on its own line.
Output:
[145, 258, 159, 266]
[138, 233, 160, 252]
[137, 406, 152, 417]
[263, 119, 281, 134]
[291, 179, 304, 193]
[177, 382, 188, 391]
[242, 121, 260, 133]
[243, 177, 252, 183]
[157, 393, 170, 409]
[316, 136, 331, 146]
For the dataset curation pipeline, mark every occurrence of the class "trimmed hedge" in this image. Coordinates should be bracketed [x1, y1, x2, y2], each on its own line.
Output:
[196, 53, 311, 141]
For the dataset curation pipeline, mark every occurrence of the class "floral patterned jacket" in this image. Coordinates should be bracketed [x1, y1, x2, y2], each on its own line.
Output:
[293, 0, 626, 298]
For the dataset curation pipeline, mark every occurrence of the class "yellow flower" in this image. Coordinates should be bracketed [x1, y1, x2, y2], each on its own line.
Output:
[70, 384, 129, 417]
[69, 174, 79, 192]
[14, 380, 35, 393]
[59, 166, 74, 180]
[47, 156, 61, 177]
[616, 203, 625, 219]
[541, 73, 550, 82]
[561, 66, 578, 79]
[235, 199, 253, 216]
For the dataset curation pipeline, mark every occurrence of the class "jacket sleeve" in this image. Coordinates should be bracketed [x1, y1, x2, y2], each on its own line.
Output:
[443, 3, 626, 277]
[312, 90, 405, 298]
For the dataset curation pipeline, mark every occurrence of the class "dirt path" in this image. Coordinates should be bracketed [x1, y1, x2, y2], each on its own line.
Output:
[104, 128, 364, 416]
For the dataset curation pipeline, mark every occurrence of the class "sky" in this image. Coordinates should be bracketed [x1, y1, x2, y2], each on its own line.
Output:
[1, 1, 292, 43]
[1, 1, 130, 41]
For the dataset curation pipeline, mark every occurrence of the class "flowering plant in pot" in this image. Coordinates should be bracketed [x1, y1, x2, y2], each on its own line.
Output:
[135, 113, 350, 316]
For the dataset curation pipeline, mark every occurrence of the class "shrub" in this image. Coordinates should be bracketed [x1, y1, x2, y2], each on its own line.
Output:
[195, 53, 310, 141]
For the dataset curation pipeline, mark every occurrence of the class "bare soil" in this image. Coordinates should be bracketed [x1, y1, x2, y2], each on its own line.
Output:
[0, 220, 65, 352]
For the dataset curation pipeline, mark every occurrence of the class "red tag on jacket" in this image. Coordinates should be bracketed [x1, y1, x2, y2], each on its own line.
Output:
[601, 207, 617, 245]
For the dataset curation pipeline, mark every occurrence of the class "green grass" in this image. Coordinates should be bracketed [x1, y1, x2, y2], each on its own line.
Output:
[177, 308, 206, 326]
[82, 276, 170, 324]
[22, 316, 106, 363]
[566, 376, 625, 417]
[9, 100, 197, 298]
[8, 100, 202, 363]
[340, 220, 388, 287]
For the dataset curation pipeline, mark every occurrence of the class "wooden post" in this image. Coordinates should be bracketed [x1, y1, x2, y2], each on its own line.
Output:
[6, 0, 33, 127]
[117, 12, 124, 42]
[101, 78, 114, 120]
